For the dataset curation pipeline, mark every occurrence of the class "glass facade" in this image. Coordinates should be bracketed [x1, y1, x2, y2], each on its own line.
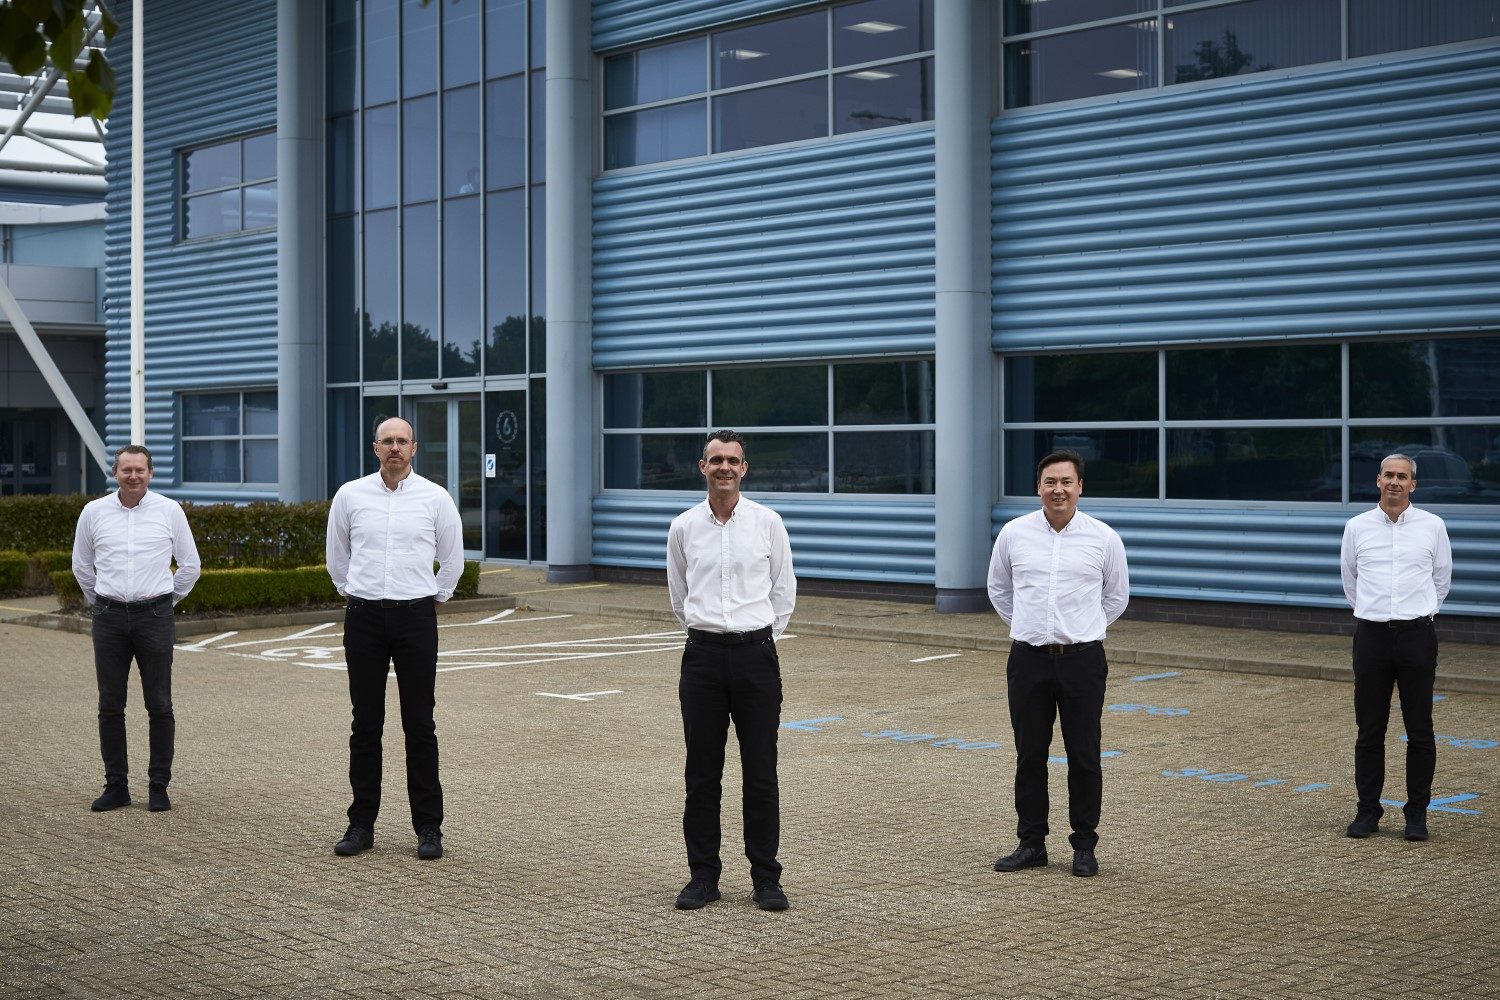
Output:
[1001, 336, 1500, 505]
[180, 132, 278, 240]
[326, 0, 547, 560]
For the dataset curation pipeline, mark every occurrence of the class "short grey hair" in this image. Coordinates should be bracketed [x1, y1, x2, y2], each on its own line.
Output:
[1382, 453, 1417, 477]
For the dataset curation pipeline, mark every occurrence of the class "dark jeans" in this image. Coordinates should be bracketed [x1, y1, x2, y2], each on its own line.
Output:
[679, 632, 783, 884]
[91, 594, 176, 788]
[1006, 641, 1109, 852]
[1352, 618, 1437, 819]
[343, 598, 443, 833]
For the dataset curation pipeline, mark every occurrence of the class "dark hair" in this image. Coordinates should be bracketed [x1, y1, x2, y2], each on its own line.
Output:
[112, 444, 153, 472]
[704, 429, 747, 459]
[1036, 449, 1083, 481]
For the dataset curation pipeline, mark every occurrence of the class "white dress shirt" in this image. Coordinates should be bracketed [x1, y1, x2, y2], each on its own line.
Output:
[1341, 503, 1452, 621]
[987, 508, 1130, 645]
[326, 470, 465, 602]
[71, 490, 201, 606]
[667, 496, 796, 639]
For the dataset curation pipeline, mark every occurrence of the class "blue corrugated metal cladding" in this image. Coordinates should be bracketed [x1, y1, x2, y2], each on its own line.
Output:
[592, 0, 822, 51]
[103, 0, 279, 500]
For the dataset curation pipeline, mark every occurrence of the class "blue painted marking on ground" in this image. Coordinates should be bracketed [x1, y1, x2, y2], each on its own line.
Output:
[1109, 703, 1189, 716]
[1380, 793, 1483, 815]
[1401, 732, 1498, 749]
[1128, 672, 1182, 682]
[781, 717, 843, 731]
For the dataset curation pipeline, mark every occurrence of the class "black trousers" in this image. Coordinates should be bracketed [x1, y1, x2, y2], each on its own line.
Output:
[679, 631, 783, 884]
[91, 594, 176, 789]
[343, 598, 443, 833]
[1352, 618, 1437, 818]
[1006, 641, 1108, 852]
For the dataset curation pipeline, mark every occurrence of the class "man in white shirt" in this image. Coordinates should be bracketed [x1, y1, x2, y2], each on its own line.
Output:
[326, 416, 464, 861]
[987, 449, 1129, 878]
[71, 445, 201, 813]
[667, 430, 796, 912]
[1340, 452, 1453, 842]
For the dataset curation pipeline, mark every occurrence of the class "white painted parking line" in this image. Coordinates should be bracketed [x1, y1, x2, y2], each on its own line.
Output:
[909, 653, 961, 663]
[177, 631, 239, 651]
[536, 690, 624, 701]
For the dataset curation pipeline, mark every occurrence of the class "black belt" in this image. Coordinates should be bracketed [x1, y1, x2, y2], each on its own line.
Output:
[1358, 617, 1434, 631]
[96, 593, 171, 611]
[688, 626, 773, 645]
[348, 596, 435, 609]
[1013, 639, 1102, 656]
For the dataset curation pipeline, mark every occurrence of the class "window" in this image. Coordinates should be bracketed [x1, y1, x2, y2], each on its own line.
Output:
[1001, 336, 1500, 504]
[602, 360, 936, 494]
[1002, 0, 1496, 110]
[181, 391, 278, 484]
[602, 0, 935, 170]
[180, 132, 278, 240]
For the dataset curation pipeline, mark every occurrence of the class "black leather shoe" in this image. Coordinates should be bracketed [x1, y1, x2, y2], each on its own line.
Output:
[753, 881, 789, 911]
[993, 845, 1048, 872]
[1404, 813, 1429, 841]
[674, 879, 721, 910]
[417, 825, 443, 859]
[334, 825, 374, 856]
[148, 784, 171, 812]
[90, 785, 130, 812]
[1346, 812, 1381, 838]
[1072, 850, 1098, 877]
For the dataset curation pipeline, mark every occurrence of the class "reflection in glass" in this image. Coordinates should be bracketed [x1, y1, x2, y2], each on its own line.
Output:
[403, 0, 438, 97]
[328, 0, 357, 114]
[443, 198, 482, 377]
[1351, 336, 1500, 419]
[1005, 21, 1157, 108]
[243, 182, 277, 230]
[486, 75, 526, 189]
[327, 217, 357, 382]
[242, 132, 276, 182]
[443, 0, 482, 87]
[742, 433, 827, 492]
[459, 397, 483, 548]
[713, 366, 826, 425]
[414, 398, 449, 487]
[363, 209, 399, 381]
[1005, 429, 1157, 498]
[714, 11, 826, 89]
[403, 205, 440, 379]
[485, 189, 526, 375]
[183, 440, 238, 483]
[1003, 0, 1153, 35]
[604, 372, 706, 428]
[364, 0, 399, 106]
[834, 430, 933, 493]
[403, 94, 439, 203]
[604, 433, 705, 490]
[485, 0, 525, 78]
[1168, 428, 1337, 501]
[245, 392, 277, 434]
[835, 58, 933, 133]
[1168, 344, 1338, 420]
[1168, 0, 1339, 85]
[835, 361, 934, 424]
[1346, 425, 1500, 505]
[363, 103, 398, 210]
[184, 393, 239, 436]
[714, 78, 828, 153]
[362, 394, 401, 475]
[529, 376, 546, 559]
[1005, 352, 1156, 423]
[530, 0, 545, 69]
[244, 440, 277, 483]
[486, 388, 528, 558]
[328, 115, 356, 214]
[605, 38, 706, 110]
[1350, 0, 1500, 56]
[604, 102, 706, 169]
[327, 387, 362, 494]
[184, 143, 238, 193]
[835, 0, 934, 64]
[529, 70, 546, 180]
[529, 186, 546, 372]
[183, 190, 240, 239]
[444, 86, 482, 198]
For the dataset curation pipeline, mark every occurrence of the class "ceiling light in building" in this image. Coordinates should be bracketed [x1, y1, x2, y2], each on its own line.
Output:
[1097, 68, 1144, 78]
[847, 69, 897, 80]
[845, 20, 903, 33]
[720, 48, 767, 60]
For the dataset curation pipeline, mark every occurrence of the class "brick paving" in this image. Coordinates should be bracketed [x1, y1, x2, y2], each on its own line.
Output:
[1, 572, 1497, 998]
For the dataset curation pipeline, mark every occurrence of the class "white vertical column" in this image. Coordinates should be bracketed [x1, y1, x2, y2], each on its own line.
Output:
[129, 0, 145, 446]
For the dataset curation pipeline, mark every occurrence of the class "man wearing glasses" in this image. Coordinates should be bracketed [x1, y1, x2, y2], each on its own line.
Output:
[326, 415, 464, 860]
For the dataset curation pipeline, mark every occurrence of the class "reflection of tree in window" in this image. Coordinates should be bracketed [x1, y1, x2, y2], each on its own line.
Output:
[1174, 31, 1270, 84]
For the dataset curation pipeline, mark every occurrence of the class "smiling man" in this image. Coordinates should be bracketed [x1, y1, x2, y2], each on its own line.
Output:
[71, 445, 201, 813]
[987, 449, 1129, 878]
[667, 430, 796, 911]
[1340, 453, 1453, 842]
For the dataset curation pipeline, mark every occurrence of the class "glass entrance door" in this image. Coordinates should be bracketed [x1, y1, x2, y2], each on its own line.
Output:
[412, 396, 482, 553]
[0, 414, 53, 495]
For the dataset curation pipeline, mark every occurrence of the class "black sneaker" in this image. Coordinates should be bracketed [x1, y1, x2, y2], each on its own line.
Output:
[334, 825, 374, 856]
[993, 845, 1048, 871]
[148, 784, 171, 812]
[752, 881, 789, 911]
[1346, 812, 1381, 838]
[417, 825, 443, 860]
[674, 879, 721, 910]
[90, 785, 130, 812]
[1404, 811, 1429, 842]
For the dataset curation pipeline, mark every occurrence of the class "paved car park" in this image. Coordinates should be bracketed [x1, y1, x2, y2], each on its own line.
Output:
[2, 598, 1497, 999]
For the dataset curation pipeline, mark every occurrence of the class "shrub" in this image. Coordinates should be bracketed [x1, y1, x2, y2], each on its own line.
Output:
[0, 550, 73, 596]
[0, 495, 95, 550]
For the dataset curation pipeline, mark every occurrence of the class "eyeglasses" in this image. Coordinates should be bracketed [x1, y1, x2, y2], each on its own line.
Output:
[375, 438, 413, 448]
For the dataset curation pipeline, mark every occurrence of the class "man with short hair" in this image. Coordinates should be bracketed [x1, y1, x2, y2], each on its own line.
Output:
[1340, 452, 1452, 842]
[326, 415, 464, 860]
[72, 445, 201, 813]
[667, 430, 796, 911]
[987, 449, 1129, 878]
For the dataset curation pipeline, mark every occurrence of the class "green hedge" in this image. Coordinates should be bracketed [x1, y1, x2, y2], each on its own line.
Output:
[0, 495, 95, 551]
[51, 560, 481, 614]
[0, 550, 72, 596]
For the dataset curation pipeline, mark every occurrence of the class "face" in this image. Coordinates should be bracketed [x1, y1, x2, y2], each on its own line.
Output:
[1377, 457, 1416, 508]
[372, 417, 417, 477]
[113, 452, 153, 503]
[700, 438, 747, 499]
[1036, 460, 1083, 519]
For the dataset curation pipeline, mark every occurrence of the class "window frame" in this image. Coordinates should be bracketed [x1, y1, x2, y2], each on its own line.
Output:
[178, 130, 279, 242]
[179, 388, 279, 486]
